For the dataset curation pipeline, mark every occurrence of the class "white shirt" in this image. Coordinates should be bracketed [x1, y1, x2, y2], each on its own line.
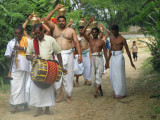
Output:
[5, 38, 31, 73]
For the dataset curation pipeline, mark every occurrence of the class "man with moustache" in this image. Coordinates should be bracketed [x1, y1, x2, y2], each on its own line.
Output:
[26, 24, 67, 116]
[45, 4, 82, 103]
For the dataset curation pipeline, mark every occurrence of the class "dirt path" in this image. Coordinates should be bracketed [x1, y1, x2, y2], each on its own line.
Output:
[0, 48, 156, 120]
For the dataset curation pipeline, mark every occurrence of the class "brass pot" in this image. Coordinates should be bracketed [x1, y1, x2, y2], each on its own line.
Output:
[86, 27, 91, 33]
[79, 19, 85, 26]
[30, 11, 38, 25]
[91, 20, 98, 28]
[58, 7, 66, 16]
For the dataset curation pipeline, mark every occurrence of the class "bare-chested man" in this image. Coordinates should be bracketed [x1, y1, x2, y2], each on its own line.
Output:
[81, 17, 109, 98]
[45, 4, 82, 103]
[106, 25, 136, 99]
[75, 26, 92, 86]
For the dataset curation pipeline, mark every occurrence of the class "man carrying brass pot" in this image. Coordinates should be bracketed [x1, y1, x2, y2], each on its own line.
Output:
[45, 4, 82, 103]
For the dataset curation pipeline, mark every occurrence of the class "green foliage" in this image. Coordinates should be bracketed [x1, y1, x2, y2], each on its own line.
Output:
[131, 0, 160, 72]
[0, 0, 151, 85]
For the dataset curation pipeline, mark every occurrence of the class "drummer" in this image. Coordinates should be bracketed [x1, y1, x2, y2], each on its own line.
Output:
[26, 23, 67, 117]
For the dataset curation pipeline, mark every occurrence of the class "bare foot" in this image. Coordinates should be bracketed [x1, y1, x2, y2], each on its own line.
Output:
[84, 81, 87, 85]
[94, 92, 98, 98]
[24, 104, 29, 111]
[33, 108, 43, 117]
[87, 81, 92, 86]
[66, 97, 72, 103]
[99, 85, 103, 96]
[76, 82, 80, 87]
[45, 110, 54, 115]
[114, 94, 126, 99]
[56, 95, 64, 102]
[10, 107, 18, 114]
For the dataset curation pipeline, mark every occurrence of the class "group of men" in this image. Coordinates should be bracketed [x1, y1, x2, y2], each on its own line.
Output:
[4, 4, 136, 117]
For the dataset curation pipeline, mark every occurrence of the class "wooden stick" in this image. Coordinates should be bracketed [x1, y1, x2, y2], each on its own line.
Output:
[63, 69, 78, 75]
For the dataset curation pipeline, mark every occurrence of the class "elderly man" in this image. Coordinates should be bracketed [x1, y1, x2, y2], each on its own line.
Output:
[26, 24, 67, 116]
[5, 25, 30, 113]
[45, 4, 82, 103]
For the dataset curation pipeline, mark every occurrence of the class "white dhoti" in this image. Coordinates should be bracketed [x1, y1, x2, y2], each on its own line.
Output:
[110, 50, 126, 96]
[74, 54, 84, 75]
[82, 49, 91, 81]
[55, 49, 74, 97]
[91, 52, 104, 87]
[10, 71, 29, 105]
[27, 79, 55, 107]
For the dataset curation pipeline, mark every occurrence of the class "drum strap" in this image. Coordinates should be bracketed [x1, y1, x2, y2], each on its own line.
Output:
[33, 37, 55, 59]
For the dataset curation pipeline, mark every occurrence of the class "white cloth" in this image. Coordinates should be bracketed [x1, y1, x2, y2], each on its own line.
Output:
[74, 54, 84, 75]
[110, 50, 126, 96]
[26, 35, 61, 107]
[5, 38, 31, 73]
[10, 71, 29, 105]
[26, 79, 55, 107]
[55, 49, 74, 97]
[91, 52, 104, 87]
[82, 50, 91, 81]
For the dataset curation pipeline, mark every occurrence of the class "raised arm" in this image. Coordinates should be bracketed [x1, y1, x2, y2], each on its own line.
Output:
[23, 15, 32, 40]
[98, 24, 104, 39]
[123, 38, 136, 69]
[81, 17, 93, 42]
[67, 18, 73, 27]
[45, 4, 62, 30]
[101, 24, 110, 42]
[36, 17, 51, 35]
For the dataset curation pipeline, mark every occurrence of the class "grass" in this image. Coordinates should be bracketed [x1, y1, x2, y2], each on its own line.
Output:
[0, 83, 10, 93]
[140, 56, 160, 117]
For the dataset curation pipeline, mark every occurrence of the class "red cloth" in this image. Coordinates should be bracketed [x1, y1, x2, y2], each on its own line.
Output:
[33, 37, 55, 59]
[33, 37, 39, 55]
[51, 17, 57, 24]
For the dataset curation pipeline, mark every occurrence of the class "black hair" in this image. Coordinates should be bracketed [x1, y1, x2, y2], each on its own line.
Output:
[14, 25, 24, 33]
[91, 27, 100, 34]
[111, 25, 119, 31]
[32, 24, 43, 31]
[133, 41, 136, 43]
[57, 16, 66, 21]
[78, 26, 84, 30]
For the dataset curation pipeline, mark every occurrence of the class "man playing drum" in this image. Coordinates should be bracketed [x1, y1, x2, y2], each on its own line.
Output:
[45, 4, 82, 103]
[5, 25, 31, 113]
[26, 24, 67, 117]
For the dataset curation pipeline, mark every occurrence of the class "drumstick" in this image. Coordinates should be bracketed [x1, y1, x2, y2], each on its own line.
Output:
[63, 69, 78, 75]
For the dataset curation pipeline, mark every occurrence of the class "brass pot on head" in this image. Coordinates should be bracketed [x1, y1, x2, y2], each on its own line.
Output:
[58, 7, 66, 16]
[86, 26, 91, 33]
[79, 19, 85, 26]
[30, 10, 39, 25]
[91, 20, 98, 28]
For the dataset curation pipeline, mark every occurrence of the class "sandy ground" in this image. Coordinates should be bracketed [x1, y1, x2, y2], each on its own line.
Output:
[0, 48, 159, 120]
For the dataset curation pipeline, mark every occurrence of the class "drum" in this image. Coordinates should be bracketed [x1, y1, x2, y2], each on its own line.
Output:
[31, 59, 62, 89]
